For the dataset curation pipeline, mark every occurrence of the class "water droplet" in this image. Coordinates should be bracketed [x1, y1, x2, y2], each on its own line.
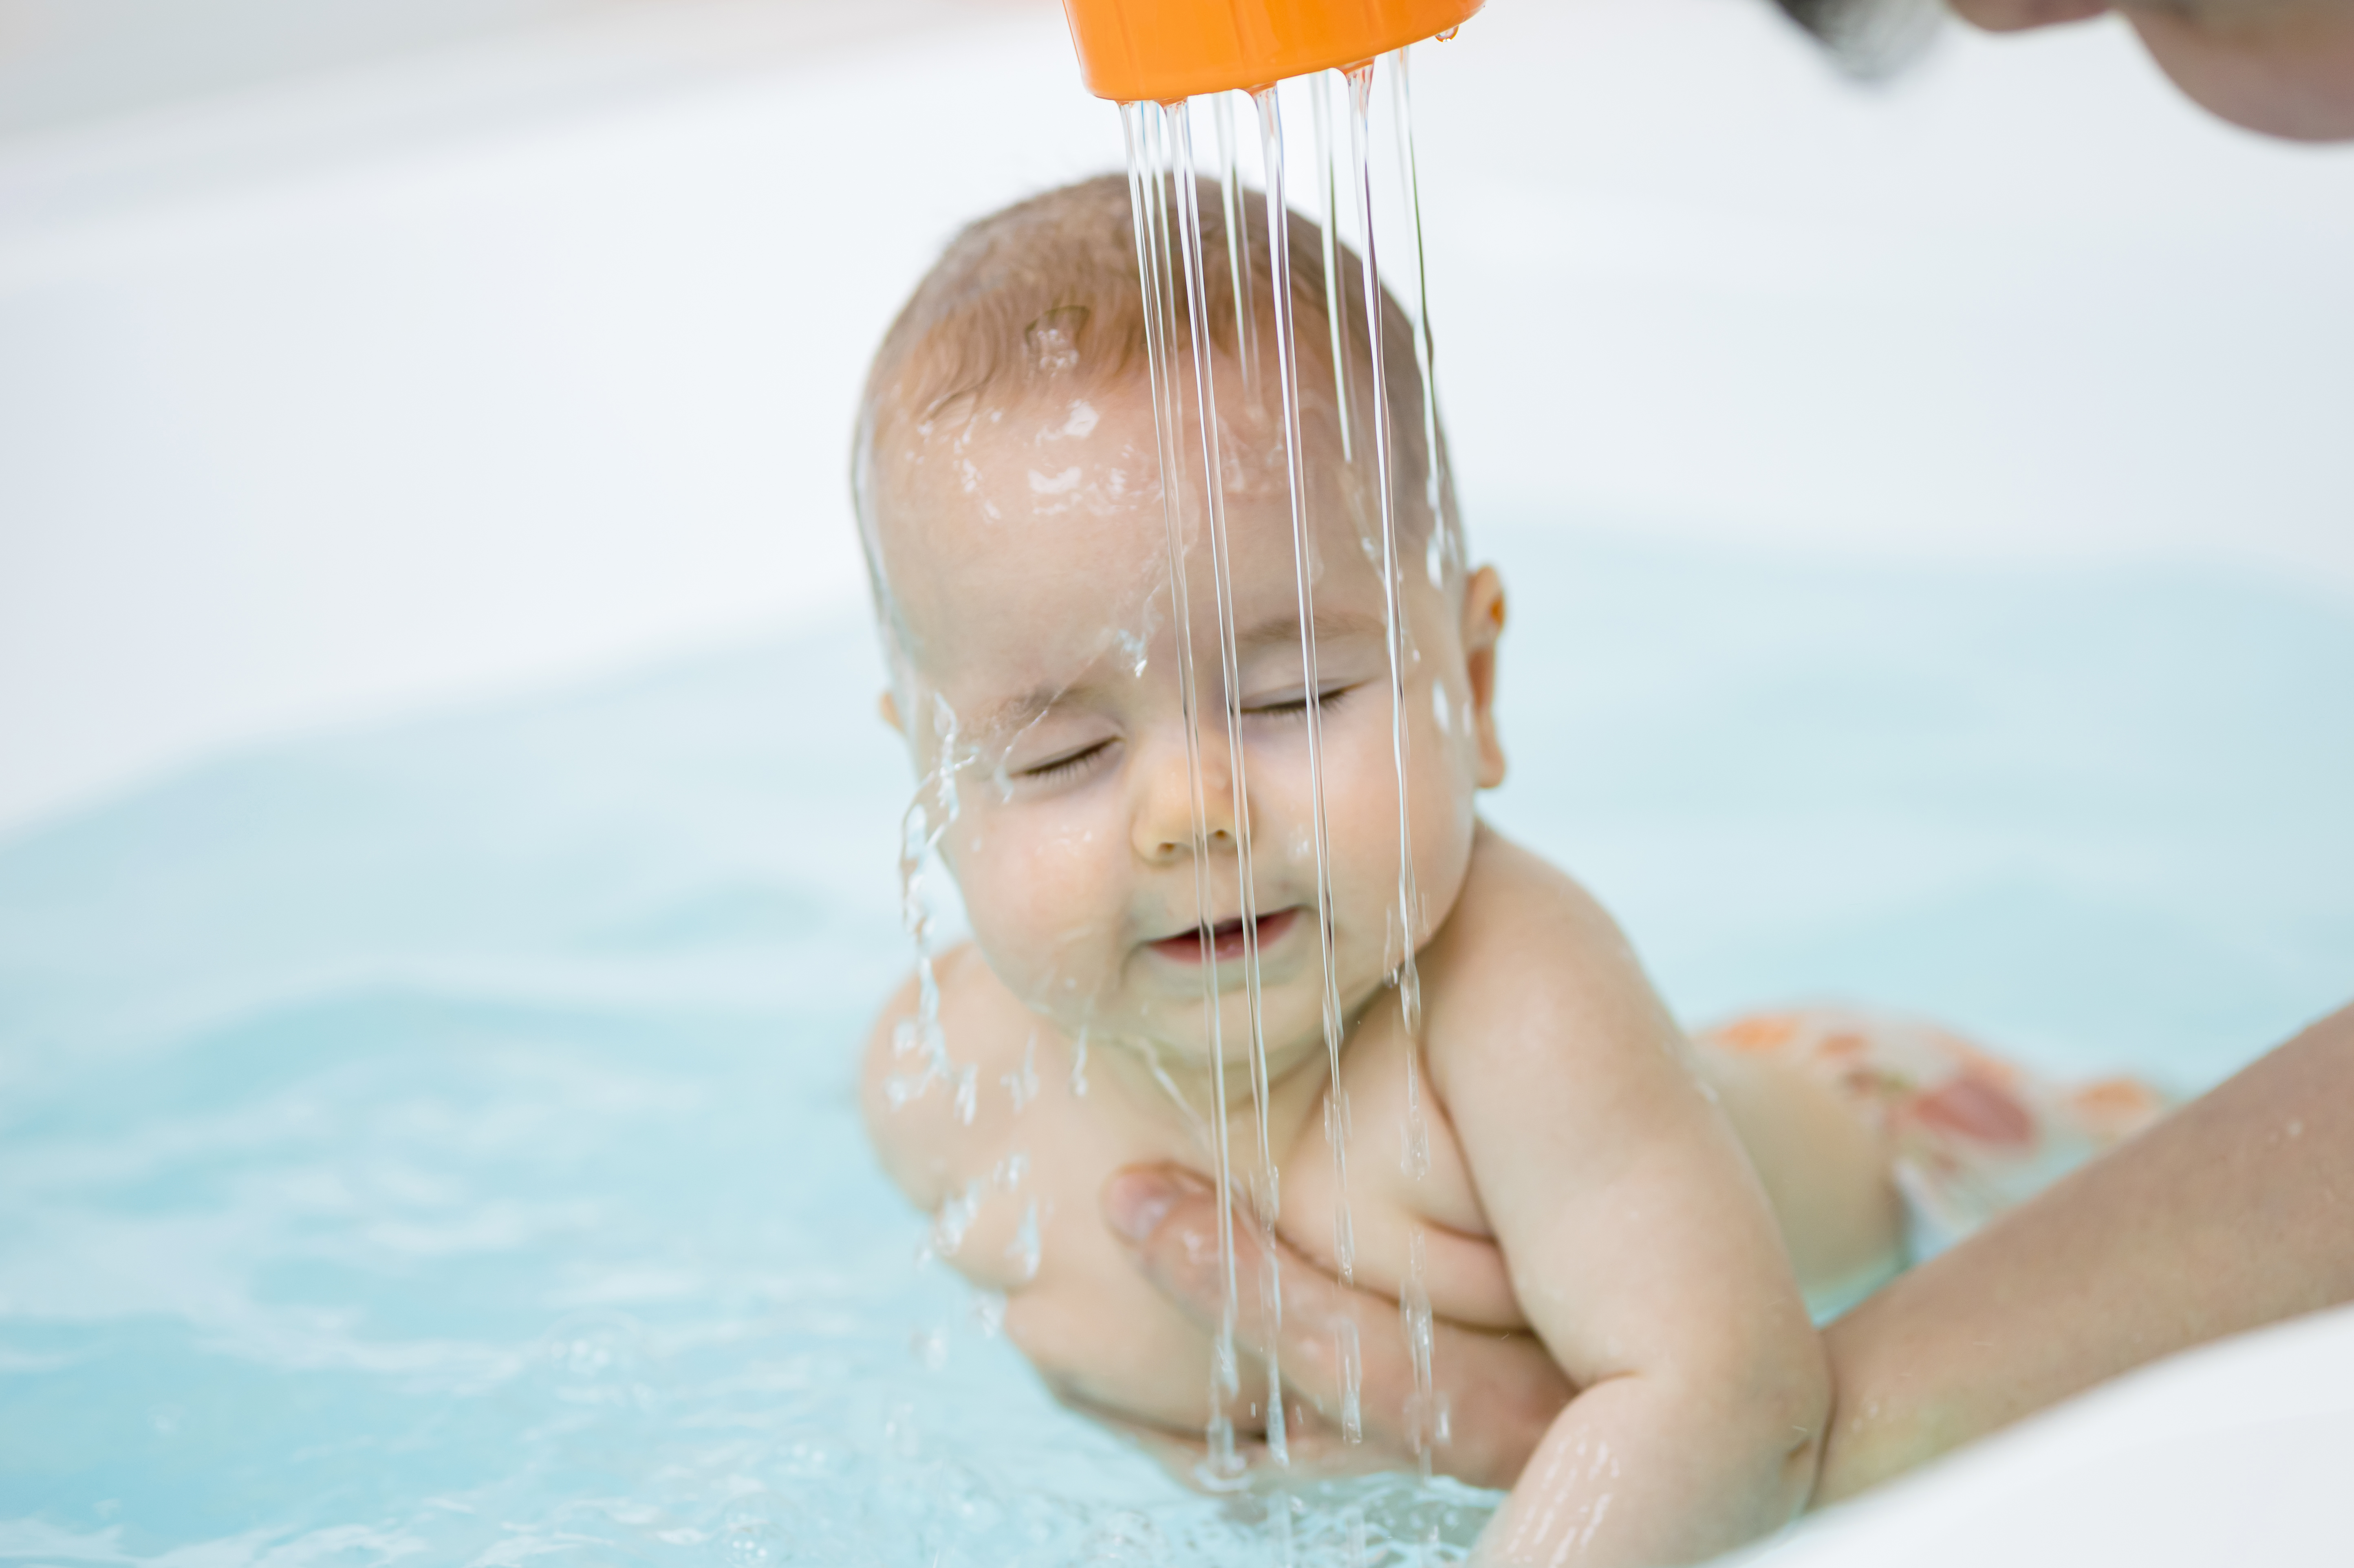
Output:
[1005, 1199, 1043, 1284]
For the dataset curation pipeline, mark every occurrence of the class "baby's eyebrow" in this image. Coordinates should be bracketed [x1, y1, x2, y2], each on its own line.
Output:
[971, 681, 1095, 738]
[1233, 608, 1389, 654]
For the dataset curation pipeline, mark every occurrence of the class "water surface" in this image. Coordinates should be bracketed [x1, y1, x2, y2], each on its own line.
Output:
[4, 526, 2348, 1564]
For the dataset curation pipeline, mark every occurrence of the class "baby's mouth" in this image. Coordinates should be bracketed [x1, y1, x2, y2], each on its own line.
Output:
[1150, 906, 1301, 966]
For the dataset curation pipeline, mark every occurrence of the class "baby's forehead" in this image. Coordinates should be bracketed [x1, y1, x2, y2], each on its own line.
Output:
[871, 380, 1158, 561]
[864, 357, 1434, 692]
[875, 362, 1268, 545]
[883, 372, 1146, 474]
[865, 388, 1161, 655]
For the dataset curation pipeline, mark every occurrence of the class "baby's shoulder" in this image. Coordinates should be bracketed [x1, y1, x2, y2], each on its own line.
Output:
[1428, 824, 1636, 982]
[1419, 823, 1682, 1085]
[859, 941, 1039, 1211]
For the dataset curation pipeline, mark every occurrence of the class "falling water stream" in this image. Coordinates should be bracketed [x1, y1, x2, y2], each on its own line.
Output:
[1252, 77, 1361, 1447]
[1120, 51, 1449, 1489]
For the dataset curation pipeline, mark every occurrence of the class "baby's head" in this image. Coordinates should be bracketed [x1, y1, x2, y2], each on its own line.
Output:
[855, 174, 1506, 1079]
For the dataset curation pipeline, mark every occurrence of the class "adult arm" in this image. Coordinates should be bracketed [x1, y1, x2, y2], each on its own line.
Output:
[1813, 1001, 2354, 1501]
[1108, 1002, 2354, 1503]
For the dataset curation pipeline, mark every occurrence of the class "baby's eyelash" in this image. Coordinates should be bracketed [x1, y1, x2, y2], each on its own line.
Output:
[1241, 685, 1355, 721]
[1018, 739, 1115, 784]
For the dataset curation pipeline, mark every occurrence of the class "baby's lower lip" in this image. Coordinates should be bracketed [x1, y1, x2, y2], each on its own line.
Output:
[1151, 907, 1301, 965]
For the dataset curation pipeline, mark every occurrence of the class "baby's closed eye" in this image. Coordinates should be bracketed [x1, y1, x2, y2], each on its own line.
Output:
[1016, 737, 1120, 784]
[1239, 682, 1359, 722]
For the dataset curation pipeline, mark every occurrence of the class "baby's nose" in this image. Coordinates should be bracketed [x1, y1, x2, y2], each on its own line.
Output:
[1131, 733, 1237, 863]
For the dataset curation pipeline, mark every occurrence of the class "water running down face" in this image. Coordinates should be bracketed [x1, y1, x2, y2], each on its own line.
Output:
[866, 361, 1505, 1097]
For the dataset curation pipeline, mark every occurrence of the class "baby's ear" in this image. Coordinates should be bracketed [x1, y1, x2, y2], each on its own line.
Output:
[878, 690, 904, 734]
[1461, 566, 1507, 789]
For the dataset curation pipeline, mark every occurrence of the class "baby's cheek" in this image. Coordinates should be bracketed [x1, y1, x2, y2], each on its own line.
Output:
[1310, 677, 1480, 938]
[1426, 666, 1477, 751]
[951, 812, 1125, 1000]
[1232, 754, 1318, 874]
[1406, 684, 1479, 835]
[1305, 715, 1409, 904]
[1418, 683, 1481, 812]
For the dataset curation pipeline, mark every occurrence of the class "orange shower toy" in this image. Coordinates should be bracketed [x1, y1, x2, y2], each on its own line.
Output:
[1060, 0, 1482, 101]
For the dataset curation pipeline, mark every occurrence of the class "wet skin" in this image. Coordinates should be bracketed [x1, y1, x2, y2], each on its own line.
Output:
[859, 364, 1902, 1565]
[1102, 0, 2354, 1509]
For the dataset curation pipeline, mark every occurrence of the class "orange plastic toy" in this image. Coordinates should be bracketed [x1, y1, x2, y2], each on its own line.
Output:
[1061, 0, 1482, 102]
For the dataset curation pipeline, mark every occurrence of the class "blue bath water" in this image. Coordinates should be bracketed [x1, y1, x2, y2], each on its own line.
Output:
[3, 525, 2349, 1565]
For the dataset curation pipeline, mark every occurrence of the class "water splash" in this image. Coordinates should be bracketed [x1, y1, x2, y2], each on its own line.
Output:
[1253, 78, 1364, 1461]
[1401, 1228, 1437, 1479]
[1006, 1198, 1043, 1284]
[1212, 92, 1262, 410]
[1389, 53, 1450, 548]
[1168, 102, 1295, 1477]
[1116, 47, 1452, 1493]
[1002, 1032, 1041, 1113]
[887, 707, 974, 1121]
[1123, 99, 1253, 1484]
[1311, 77, 1353, 467]
[1334, 1315, 1364, 1445]
[1344, 58, 1442, 1460]
[932, 1179, 983, 1257]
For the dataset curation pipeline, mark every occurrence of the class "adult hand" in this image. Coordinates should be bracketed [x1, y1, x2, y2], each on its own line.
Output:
[1940, 0, 2354, 141]
[1102, 1165, 1572, 1490]
[1108, 1007, 2354, 1507]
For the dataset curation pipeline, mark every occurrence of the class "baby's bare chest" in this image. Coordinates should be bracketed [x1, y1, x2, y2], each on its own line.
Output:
[906, 1005, 1526, 1436]
[1273, 1007, 1525, 1332]
[987, 1022, 1518, 1343]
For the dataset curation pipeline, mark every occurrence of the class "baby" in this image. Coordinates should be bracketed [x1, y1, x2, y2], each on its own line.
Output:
[853, 176, 2160, 1565]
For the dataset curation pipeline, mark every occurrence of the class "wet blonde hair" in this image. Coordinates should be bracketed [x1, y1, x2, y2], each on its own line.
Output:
[851, 172, 1461, 599]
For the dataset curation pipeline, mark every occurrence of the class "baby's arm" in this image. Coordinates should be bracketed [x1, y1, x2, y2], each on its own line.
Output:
[1428, 832, 1826, 1566]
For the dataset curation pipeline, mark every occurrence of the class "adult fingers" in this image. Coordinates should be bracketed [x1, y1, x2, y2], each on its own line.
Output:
[1104, 1163, 1575, 1489]
[1942, 0, 2106, 33]
[1102, 1165, 1370, 1425]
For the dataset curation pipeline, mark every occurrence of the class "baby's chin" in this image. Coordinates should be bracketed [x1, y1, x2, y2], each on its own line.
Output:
[1023, 976, 1341, 1066]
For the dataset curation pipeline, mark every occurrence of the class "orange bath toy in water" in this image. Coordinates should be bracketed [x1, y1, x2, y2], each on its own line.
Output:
[1061, 0, 1482, 101]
